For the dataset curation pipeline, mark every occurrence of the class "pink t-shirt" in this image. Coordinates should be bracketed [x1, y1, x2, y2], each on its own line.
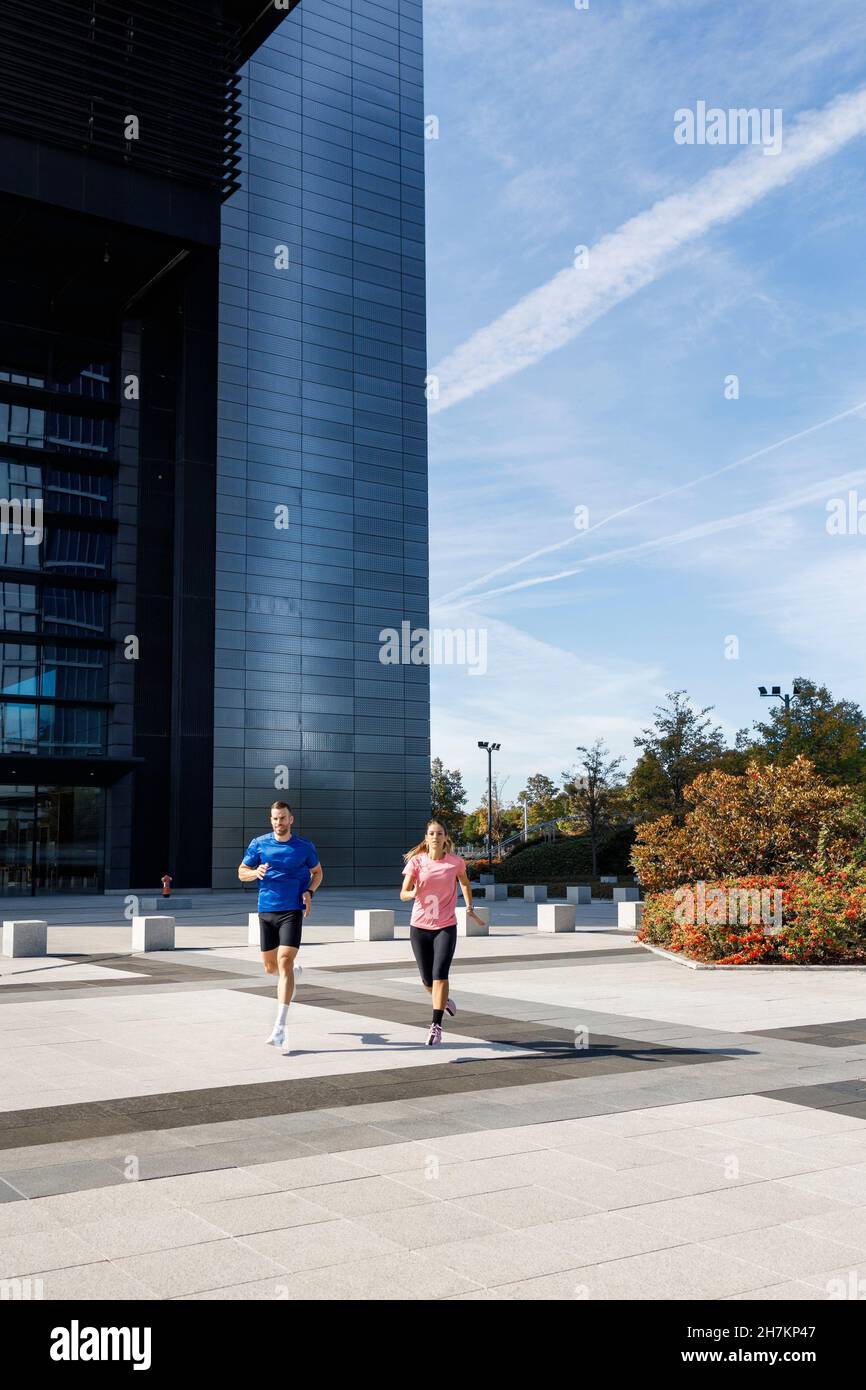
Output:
[406, 852, 466, 929]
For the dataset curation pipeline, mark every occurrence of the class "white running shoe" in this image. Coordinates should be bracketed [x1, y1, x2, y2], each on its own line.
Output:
[266, 1025, 285, 1048]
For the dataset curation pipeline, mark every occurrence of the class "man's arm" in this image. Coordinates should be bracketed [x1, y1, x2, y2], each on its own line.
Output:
[238, 843, 266, 883]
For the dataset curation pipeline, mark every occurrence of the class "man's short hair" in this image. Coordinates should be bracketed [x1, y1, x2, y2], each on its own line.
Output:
[270, 801, 293, 814]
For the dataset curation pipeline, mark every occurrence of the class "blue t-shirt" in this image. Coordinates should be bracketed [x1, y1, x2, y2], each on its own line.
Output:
[243, 833, 319, 912]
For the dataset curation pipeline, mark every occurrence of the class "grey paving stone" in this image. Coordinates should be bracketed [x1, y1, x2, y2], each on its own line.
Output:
[0, 1161, 128, 1199]
[706, 1226, 866, 1280]
[37, 1261, 160, 1301]
[0, 1200, 61, 1236]
[238, 1217, 403, 1273]
[113, 1238, 287, 1297]
[65, 1210, 230, 1260]
[359, 1116, 486, 1142]
[434, 1228, 590, 1286]
[355, 1200, 505, 1249]
[493, 1244, 778, 1300]
[450, 1185, 598, 1230]
[529, 1210, 685, 1263]
[144, 1166, 281, 1206]
[235, 1153, 373, 1192]
[0, 1179, 24, 1203]
[250, 1111, 365, 1138]
[177, 1252, 482, 1301]
[0, 1228, 101, 1278]
[299, 1175, 435, 1218]
[187, 1191, 336, 1237]
[776, 1166, 866, 1205]
[787, 1205, 866, 1249]
[283, 1125, 407, 1156]
[104, 1147, 242, 1182]
[724, 1281, 830, 1301]
[40, 1182, 179, 1225]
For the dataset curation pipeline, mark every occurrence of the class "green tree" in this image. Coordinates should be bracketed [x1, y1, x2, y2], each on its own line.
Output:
[563, 739, 625, 877]
[517, 773, 562, 826]
[628, 691, 726, 824]
[750, 678, 866, 788]
[430, 757, 467, 835]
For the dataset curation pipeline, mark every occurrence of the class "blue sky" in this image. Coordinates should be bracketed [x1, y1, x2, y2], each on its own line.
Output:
[422, 0, 866, 809]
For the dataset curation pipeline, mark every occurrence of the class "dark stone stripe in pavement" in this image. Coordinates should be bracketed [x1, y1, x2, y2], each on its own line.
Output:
[753, 1019, 866, 1047]
[0, 1038, 734, 1158]
[0, 953, 252, 997]
[317, 947, 649, 974]
[759, 1080, 866, 1116]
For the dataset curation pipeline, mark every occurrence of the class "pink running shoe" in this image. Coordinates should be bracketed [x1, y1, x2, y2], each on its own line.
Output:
[445, 998, 456, 1017]
[426, 1022, 443, 1046]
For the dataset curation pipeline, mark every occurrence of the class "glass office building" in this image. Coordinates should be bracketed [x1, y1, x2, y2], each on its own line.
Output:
[212, 0, 431, 887]
[0, 0, 430, 894]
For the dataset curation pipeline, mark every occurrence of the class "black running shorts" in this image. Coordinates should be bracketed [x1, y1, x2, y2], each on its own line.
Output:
[259, 910, 303, 952]
[410, 924, 457, 987]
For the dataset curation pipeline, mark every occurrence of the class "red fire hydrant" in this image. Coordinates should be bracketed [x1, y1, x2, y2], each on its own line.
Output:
[161, 874, 172, 898]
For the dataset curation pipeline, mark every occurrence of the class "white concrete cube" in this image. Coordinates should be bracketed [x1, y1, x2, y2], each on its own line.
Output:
[523, 885, 547, 902]
[600, 875, 618, 884]
[248, 912, 260, 946]
[481, 884, 506, 900]
[613, 887, 640, 902]
[1, 919, 47, 958]
[618, 901, 644, 930]
[537, 904, 576, 933]
[457, 906, 489, 936]
[354, 909, 394, 941]
[132, 915, 175, 951]
[567, 885, 591, 904]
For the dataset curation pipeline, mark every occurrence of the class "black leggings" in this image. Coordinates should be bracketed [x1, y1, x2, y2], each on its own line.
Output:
[410, 925, 457, 987]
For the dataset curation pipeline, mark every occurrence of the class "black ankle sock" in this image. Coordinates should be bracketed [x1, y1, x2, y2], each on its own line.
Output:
[432, 1009, 444, 1026]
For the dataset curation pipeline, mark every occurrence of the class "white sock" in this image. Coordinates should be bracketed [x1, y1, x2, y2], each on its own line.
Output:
[276, 1004, 289, 1027]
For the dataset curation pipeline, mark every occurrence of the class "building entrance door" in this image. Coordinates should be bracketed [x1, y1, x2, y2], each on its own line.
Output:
[0, 785, 35, 896]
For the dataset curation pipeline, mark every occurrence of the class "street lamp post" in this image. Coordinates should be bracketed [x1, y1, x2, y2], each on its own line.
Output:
[758, 683, 802, 719]
[477, 740, 501, 871]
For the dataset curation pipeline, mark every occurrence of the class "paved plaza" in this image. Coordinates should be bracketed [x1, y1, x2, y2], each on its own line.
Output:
[2, 890, 866, 1300]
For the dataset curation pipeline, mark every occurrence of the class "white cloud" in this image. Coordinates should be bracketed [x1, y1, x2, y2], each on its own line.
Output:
[429, 86, 866, 415]
[429, 606, 666, 803]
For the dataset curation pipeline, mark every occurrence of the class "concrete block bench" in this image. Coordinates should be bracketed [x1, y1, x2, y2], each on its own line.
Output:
[2, 919, 47, 957]
[354, 909, 394, 941]
[566, 885, 591, 904]
[523, 885, 547, 902]
[613, 887, 640, 902]
[457, 906, 489, 936]
[132, 915, 175, 951]
[139, 897, 193, 912]
[537, 904, 576, 933]
[618, 901, 644, 930]
[248, 913, 261, 947]
[480, 884, 507, 900]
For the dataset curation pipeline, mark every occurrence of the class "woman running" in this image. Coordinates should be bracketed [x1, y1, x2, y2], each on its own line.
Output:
[400, 820, 484, 1046]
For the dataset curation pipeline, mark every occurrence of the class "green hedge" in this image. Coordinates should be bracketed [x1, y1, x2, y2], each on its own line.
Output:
[492, 826, 636, 884]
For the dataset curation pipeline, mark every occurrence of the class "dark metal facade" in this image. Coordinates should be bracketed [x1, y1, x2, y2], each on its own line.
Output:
[212, 0, 431, 888]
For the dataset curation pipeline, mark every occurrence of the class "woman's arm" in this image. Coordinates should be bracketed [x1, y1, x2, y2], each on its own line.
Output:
[458, 871, 483, 920]
[399, 867, 418, 902]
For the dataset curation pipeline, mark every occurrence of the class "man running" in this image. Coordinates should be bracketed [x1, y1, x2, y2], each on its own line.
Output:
[238, 801, 322, 1052]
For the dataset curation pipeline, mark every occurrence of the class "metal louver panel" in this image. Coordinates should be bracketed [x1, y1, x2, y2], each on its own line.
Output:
[0, 0, 243, 197]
